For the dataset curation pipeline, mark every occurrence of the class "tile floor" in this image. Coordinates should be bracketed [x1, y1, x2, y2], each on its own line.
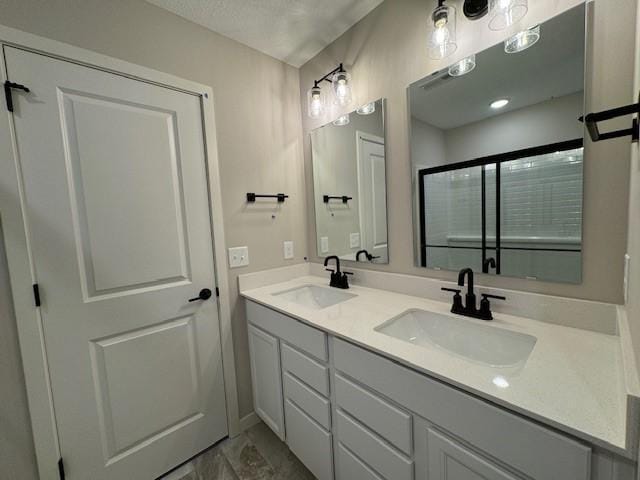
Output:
[167, 422, 316, 480]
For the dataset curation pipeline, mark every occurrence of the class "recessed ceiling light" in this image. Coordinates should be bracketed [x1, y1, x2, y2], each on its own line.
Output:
[490, 98, 510, 109]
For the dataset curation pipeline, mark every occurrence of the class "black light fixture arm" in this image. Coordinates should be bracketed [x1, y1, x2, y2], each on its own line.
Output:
[580, 95, 640, 143]
[313, 63, 345, 88]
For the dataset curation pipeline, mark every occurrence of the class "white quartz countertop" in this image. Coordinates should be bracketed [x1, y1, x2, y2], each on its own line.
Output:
[240, 274, 637, 457]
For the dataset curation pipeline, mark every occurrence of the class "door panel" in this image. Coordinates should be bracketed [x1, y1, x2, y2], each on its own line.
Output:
[60, 90, 191, 298]
[357, 134, 388, 262]
[248, 324, 285, 440]
[4, 46, 227, 479]
[427, 428, 521, 480]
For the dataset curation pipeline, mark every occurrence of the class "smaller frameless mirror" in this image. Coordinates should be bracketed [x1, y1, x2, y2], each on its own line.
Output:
[310, 99, 389, 264]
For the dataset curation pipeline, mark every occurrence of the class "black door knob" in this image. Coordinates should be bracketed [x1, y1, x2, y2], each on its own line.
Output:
[189, 288, 213, 302]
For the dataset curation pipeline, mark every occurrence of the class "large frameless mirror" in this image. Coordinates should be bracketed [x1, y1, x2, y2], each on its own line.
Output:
[311, 99, 389, 264]
[409, 4, 585, 283]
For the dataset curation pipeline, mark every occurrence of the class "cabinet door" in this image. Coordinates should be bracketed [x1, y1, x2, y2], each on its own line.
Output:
[248, 324, 285, 440]
[426, 428, 521, 480]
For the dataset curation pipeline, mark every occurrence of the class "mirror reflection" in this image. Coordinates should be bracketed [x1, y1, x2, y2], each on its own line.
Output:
[311, 99, 388, 263]
[409, 5, 585, 283]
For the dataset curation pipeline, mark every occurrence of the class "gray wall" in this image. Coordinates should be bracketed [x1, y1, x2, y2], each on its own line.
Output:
[0, 1, 307, 478]
[300, 0, 636, 306]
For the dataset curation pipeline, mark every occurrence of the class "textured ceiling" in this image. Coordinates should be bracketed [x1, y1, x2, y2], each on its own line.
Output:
[145, 0, 385, 67]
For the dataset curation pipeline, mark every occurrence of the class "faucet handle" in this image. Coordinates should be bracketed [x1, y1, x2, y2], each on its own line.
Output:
[441, 287, 461, 294]
[343, 271, 353, 276]
[481, 293, 506, 301]
[325, 268, 335, 273]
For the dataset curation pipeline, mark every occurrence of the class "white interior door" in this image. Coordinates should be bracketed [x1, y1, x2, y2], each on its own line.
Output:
[4, 46, 228, 479]
[357, 133, 388, 263]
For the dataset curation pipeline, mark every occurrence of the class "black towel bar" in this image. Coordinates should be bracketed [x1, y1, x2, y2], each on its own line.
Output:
[247, 193, 288, 203]
[323, 195, 353, 204]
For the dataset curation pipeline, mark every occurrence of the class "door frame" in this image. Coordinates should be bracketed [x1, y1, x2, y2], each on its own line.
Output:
[0, 24, 240, 479]
[355, 130, 387, 259]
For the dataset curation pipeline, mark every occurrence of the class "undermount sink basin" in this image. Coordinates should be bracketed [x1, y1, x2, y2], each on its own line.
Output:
[273, 285, 356, 310]
[375, 309, 537, 367]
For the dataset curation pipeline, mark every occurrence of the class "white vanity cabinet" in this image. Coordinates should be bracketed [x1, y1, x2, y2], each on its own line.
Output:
[246, 300, 635, 480]
[247, 324, 285, 439]
[247, 301, 334, 480]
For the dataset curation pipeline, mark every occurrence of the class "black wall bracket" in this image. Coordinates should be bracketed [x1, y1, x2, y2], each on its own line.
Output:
[581, 98, 640, 143]
[323, 195, 353, 204]
[4, 80, 30, 112]
[246, 193, 288, 203]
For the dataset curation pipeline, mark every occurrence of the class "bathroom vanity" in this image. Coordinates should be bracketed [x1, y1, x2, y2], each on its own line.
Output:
[240, 266, 639, 480]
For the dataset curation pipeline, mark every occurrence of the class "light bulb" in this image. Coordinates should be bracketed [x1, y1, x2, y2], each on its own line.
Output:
[333, 114, 350, 126]
[356, 102, 376, 115]
[504, 25, 540, 53]
[332, 71, 352, 106]
[489, 0, 528, 31]
[307, 86, 325, 119]
[448, 54, 476, 77]
[428, 3, 457, 60]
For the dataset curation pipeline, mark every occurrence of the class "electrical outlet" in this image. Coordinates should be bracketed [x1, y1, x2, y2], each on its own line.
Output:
[228, 246, 249, 268]
[321, 236, 329, 253]
[350, 232, 361, 248]
[284, 241, 294, 260]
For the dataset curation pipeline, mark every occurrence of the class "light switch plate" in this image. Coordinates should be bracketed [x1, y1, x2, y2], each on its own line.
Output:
[320, 236, 329, 253]
[350, 232, 361, 249]
[283, 241, 294, 260]
[228, 246, 249, 268]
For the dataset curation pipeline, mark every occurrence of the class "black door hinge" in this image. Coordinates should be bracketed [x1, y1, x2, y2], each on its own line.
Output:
[215, 287, 220, 297]
[33, 284, 41, 307]
[4, 80, 30, 112]
[58, 458, 65, 480]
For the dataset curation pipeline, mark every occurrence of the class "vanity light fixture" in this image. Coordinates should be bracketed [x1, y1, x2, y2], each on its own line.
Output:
[307, 63, 353, 118]
[448, 54, 476, 77]
[428, 0, 457, 60]
[488, 0, 528, 31]
[490, 98, 510, 109]
[333, 114, 350, 126]
[356, 102, 376, 115]
[504, 25, 540, 53]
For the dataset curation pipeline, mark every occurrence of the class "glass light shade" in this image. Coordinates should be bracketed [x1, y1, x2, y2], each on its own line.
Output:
[504, 25, 540, 53]
[489, 0, 528, 31]
[448, 54, 476, 77]
[333, 114, 350, 126]
[356, 102, 376, 115]
[307, 86, 325, 119]
[332, 71, 353, 106]
[428, 4, 457, 60]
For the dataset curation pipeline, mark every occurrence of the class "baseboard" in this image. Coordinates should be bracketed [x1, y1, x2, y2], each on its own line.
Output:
[239, 411, 261, 433]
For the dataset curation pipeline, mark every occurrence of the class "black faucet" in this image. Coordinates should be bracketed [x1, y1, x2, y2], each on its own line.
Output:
[441, 267, 506, 320]
[483, 257, 496, 273]
[324, 256, 353, 289]
[356, 249, 381, 262]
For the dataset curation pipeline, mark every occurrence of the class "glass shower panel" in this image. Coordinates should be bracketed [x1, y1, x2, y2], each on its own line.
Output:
[422, 166, 483, 271]
[500, 148, 583, 282]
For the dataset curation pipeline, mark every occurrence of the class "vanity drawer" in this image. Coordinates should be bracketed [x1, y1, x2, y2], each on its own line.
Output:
[335, 409, 413, 480]
[335, 373, 412, 455]
[283, 372, 331, 430]
[285, 399, 333, 480]
[247, 300, 328, 361]
[281, 342, 330, 395]
[333, 338, 590, 480]
[336, 443, 384, 480]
